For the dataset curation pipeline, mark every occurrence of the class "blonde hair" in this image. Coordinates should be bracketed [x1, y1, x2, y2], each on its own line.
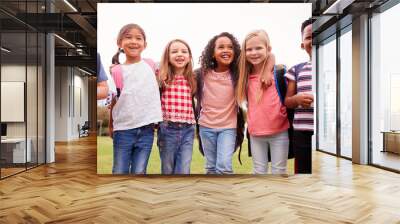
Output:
[159, 39, 197, 95]
[236, 30, 272, 104]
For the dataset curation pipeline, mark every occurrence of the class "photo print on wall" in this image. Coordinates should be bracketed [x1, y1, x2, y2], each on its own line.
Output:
[97, 3, 313, 175]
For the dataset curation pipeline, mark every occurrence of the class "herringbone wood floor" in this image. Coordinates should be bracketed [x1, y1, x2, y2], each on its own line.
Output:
[1, 136, 400, 223]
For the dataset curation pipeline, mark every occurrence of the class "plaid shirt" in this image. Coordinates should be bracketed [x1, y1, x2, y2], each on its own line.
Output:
[161, 75, 195, 124]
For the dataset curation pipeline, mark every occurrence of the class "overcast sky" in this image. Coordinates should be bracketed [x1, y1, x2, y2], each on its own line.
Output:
[98, 3, 311, 87]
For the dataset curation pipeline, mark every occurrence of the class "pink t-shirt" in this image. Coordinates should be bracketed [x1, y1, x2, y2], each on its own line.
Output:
[247, 73, 289, 136]
[198, 70, 237, 129]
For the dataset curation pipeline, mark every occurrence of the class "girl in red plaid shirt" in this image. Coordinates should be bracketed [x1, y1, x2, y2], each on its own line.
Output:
[157, 39, 197, 174]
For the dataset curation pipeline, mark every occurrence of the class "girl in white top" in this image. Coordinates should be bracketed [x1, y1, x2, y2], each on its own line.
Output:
[109, 23, 162, 174]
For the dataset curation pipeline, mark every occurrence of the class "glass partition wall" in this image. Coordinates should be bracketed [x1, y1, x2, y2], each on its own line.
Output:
[316, 25, 353, 159]
[1, 31, 27, 177]
[316, 0, 400, 172]
[339, 27, 352, 159]
[370, 3, 400, 171]
[317, 35, 337, 155]
[0, 2, 46, 179]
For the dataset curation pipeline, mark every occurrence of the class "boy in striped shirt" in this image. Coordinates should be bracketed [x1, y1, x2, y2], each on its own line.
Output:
[284, 19, 314, 174]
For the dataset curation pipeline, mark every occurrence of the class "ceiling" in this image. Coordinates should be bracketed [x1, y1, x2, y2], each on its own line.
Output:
[0, 0, 98, 72]
[0, 0, 392, 74]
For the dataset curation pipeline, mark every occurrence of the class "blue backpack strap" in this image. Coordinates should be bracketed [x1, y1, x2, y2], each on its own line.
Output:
[274, 65, 287, 105]
[274, 66, 282, 103]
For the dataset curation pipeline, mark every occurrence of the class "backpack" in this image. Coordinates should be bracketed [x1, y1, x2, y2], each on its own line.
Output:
[193, 68, 246, 164]
[108, 58, 159, 132]
[246, 64, 295, 161]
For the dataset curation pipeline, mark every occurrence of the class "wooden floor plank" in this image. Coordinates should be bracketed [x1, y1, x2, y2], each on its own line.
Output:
[0, 136, 399, 223]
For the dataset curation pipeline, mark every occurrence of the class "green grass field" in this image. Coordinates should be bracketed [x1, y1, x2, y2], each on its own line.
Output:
[97, 136, 293, 174]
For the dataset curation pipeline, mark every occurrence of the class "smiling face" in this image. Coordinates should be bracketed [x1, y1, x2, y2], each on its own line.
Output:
[168, 41, 190, 72]
[213, 36, 234, 71]
[245, 35, 269, 68]
[118, 28, 146, 62]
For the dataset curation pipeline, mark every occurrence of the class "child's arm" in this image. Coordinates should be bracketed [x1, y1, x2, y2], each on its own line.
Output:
[97, 81, 109, 100]
[108, 94, 117, 139]
[285, 80, 313, 108]
[261, 53, 275, 88]
[108, 102, 113, 139]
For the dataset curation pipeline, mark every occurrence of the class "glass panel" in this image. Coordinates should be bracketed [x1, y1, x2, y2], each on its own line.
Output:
[0, 1, 47, 178]
[318, 36, 337, 154]
[38, 32, 45, 165]
[1, 30, 27, 177]
[27, 31, 38, 169]
[371, 3, 400, 171]
[339, 29, 352, 158]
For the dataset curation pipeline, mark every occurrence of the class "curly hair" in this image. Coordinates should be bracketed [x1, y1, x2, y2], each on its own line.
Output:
[199, 32, 241, 83]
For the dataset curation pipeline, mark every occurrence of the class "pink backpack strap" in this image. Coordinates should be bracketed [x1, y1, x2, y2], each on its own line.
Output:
[111, 59, 158, 94]
[143, 58, 159, 76]
[111, 64, 124, 90]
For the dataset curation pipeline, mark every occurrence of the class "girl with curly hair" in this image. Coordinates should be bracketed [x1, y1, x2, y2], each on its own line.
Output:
[195, 32, 274, 174]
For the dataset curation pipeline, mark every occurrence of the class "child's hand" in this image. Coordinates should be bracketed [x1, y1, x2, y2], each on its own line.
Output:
[295, 93, 314, 108]
[261, 72, 273, 88]
[107, 96, 117, 109]
[261, 52, 275, 88]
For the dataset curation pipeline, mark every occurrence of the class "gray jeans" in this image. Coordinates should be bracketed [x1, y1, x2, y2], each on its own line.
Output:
[250, 130, 289, 174]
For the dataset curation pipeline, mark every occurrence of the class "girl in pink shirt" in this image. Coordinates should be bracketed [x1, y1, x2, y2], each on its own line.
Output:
[195, 32, 243, 174]
[237, 30, 289, 174]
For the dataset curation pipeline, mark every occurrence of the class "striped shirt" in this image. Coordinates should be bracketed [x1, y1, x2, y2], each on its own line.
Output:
[285, 61, 314, 131]
[161, 75, 196, 124]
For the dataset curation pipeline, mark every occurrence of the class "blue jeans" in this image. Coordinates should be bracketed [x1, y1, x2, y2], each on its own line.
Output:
[199, 126, 236, 174]
[112, 125, 155, 174]
[157, 121, 195, 174]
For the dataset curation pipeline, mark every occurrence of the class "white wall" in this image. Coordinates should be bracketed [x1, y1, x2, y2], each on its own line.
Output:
[73, 73, 89, 137]
[54, 67, 89, 141]
[55, 66, 69, 141]
[1, 65, 31, 138]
